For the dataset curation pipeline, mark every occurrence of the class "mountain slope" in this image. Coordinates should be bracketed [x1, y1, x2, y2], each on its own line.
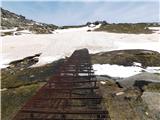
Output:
[1, 8, 58, 34]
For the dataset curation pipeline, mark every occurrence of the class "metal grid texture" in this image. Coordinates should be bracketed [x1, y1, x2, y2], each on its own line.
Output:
[13, 48, 110, 120]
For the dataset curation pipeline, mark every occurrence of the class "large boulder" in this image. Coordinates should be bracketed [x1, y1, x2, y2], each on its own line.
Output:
[117, 72, 160, 88]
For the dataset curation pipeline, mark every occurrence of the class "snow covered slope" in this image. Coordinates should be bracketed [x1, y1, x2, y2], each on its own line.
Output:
[1, 26, 160, 68]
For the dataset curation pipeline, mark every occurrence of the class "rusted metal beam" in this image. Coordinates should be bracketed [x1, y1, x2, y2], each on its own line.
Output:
[44, 86, 99, 90]
[12, 49, 110, 120]
[48, 80, 97, 83]
[19, 118, 107, 120]
[20, 109, 108, 114]
[30, 96, 103, 100]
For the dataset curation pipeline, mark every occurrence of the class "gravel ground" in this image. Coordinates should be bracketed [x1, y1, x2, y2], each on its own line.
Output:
[142, 92, 160, 119]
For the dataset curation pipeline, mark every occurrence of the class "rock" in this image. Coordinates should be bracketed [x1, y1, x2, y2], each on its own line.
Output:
[116, 91, 124, 96]
[117, 72, 160, 88]
[8, 53, 40, 70]
[87, 29, 92, 32]
[0, 88, 7, 92]
[142, 92, 160, 119]
[145, 112, 149, 116]
[30, 75, 35, 78]
[20, 68, 24, 71]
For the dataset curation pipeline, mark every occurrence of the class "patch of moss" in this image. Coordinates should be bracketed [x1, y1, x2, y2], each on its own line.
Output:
[1, 58, 64, 120]
[1, 59, 64, 89]
[144, 83, 160, 92]
[95, 23, 153, 34]
[1, 83, 44, 120]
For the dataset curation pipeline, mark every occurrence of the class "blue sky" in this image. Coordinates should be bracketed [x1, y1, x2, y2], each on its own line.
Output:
[1, 0, 159, 26]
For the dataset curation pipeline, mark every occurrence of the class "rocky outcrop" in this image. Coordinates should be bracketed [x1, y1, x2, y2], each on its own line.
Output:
[117, 72, 160, 88]
[91, 49, 160, 67]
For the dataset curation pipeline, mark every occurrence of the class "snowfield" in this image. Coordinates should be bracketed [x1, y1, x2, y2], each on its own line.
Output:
[1, 25, 160, 68]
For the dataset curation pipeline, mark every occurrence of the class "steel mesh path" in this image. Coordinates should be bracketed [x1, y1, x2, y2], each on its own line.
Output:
[13, 48, 110, 120]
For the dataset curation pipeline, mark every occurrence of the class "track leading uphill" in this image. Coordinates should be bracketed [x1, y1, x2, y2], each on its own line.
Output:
[13, 48, 110, 120]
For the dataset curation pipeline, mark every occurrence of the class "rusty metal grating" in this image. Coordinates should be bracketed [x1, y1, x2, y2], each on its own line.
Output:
[13, 48, 110, 120]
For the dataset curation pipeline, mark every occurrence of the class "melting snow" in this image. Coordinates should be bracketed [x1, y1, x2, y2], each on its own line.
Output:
[133, 62, 142, 67]
[93, 64, 160, 78]
[100, 81, 106, 84]
[1, 26, 160, 68]
[14, 30, 32, 34]
[149, 27, 160, 34]
[53, 24, 101, 33]
[0, 27, 17, 33]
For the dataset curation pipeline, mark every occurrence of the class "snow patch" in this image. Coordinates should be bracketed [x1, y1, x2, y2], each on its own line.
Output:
[133, 62, 142, 67]
[0, 27, 17, 33]
[0, 88, 7, 92]
[31, 55, 63, 67]
[88, 24, 96, 28]
[145, 67, 160, 74]
[54, 24, 101, 33]
[35, 22, 43, 26]
[93, 64, 160, 78]
[93, 64, 142, 78]
[116, 92, 124, 96]
[149, 27, 160, 34]
[100, 81, 106, 85]
[14, 30, 32, 35]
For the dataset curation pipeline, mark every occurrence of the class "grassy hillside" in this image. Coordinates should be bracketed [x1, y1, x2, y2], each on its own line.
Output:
[95, 23, 153, 34]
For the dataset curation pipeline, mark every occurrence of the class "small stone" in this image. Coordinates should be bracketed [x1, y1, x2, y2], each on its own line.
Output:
[30, 75, 35, 78]
[116, 92, 124, 96]
[145, 112, 149, 115]
[100, 81, 106, 85]
[20, 68, 24, 71]
[0, 88, 7, 92]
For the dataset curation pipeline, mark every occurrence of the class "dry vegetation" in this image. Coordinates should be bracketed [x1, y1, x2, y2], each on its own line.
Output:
[95, 23, 153, 34]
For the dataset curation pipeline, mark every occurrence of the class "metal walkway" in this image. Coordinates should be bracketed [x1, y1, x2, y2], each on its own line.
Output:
[13, 49, 110, 120]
